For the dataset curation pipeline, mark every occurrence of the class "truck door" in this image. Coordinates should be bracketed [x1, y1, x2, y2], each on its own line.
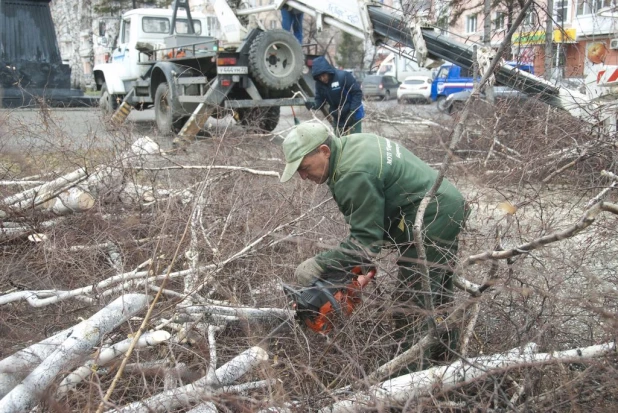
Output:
[431, 64, 451, 101]
[443, 66, 475, 97]
[431, 64, 476, 101]
[112, 17, 140, 80]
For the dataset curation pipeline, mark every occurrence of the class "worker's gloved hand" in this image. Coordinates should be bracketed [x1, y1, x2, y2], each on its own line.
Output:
[294, 257, 324, 286]
[304, 101, 315, 110]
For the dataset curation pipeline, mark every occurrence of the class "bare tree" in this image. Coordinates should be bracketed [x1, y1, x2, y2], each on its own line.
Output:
[1, 1, 618, 411]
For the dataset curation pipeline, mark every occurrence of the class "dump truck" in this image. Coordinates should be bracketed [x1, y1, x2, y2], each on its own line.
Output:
[93, 0, 318, 134]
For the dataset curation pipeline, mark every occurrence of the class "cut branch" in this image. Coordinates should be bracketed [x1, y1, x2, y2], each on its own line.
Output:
[0, 294, 150, 411]
[321, 342, 615, 412]
[460, 201, 618, 267]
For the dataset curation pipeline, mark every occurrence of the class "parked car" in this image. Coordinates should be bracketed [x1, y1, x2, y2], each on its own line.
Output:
[361, 75, 400, 100]
[442, 86, 530, 114]
[344, 68, 370, 82]
[397, 75, 432, 104]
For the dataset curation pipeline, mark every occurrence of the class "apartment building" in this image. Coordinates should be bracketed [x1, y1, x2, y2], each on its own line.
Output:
[448, 0, 618, 79]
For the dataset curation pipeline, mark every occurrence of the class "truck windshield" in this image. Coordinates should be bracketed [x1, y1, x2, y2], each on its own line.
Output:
[436, 66, 450, 79]
[143, 17, 202, 35]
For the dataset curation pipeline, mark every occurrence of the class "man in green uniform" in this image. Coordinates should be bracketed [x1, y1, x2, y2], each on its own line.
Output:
[280, 121, 468, 367]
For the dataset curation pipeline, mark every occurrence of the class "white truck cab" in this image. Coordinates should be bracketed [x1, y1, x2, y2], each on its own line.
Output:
[95, 8, 219, 94]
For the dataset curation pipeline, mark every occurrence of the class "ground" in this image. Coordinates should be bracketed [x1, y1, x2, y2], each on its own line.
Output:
[0, 99, 617, 411]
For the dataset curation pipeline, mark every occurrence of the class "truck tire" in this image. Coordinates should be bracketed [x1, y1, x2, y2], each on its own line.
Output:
[100, 83, 119, 115]
[154, 82, 184, 135]
[436, 96, 448, 112]
[237, 106, 280, 132]
[249, 30, 303, 90]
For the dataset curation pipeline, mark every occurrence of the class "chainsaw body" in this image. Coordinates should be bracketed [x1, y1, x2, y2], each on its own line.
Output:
[283, 267, 376, 333]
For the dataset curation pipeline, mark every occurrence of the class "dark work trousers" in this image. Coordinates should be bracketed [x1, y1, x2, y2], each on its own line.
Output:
[393, 238, 459, 368]
[281, 9, 303, 44]
[391, 206, 467, 372]
[335, 119, 362, 137]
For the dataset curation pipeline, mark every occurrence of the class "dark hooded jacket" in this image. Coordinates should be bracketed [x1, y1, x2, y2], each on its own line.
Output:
[310, 56, 364, 128]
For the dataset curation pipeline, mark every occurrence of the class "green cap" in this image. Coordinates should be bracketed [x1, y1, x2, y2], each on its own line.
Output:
[280, 122, 329, 182]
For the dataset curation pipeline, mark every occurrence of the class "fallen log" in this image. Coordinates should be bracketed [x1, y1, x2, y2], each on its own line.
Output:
[0, 294, 150, 411]
[318, 342, 615, 412]
[0, 136, 161, 217]
[111, 347, 269, 412]
[56, 330, 171, 399]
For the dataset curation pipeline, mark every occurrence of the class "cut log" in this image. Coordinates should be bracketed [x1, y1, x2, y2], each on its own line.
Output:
[318, 342, 615, 413]
[0, 294, 150, 411]
[56, 330, 171, 399]
[41, 186, 96, 215]
[112, 347, 269, 412]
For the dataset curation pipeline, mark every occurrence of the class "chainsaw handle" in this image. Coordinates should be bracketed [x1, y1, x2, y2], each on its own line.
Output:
[352, 267, 377, 289]
[314, 280, 344, 317]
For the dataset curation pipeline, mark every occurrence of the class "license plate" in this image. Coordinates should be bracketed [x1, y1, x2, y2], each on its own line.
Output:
[217, 66, 248, 75]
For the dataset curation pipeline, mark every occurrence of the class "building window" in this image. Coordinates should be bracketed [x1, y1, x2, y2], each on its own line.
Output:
[577, 0, 612, 16]
[494, 12, 505, 30]
[555, 0, 569, 22]
[523, 8, 537, 26]
[466, 15, 477, 33]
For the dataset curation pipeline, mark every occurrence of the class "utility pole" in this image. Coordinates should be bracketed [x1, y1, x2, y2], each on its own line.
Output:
[544, 0, 554, 80]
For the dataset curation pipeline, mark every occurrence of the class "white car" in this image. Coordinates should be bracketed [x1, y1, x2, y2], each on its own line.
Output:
[397, 76, 432, 104]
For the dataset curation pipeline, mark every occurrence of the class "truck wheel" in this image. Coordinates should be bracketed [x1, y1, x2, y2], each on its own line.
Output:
[436, 96, 448, 112]
[249, 30, 303, 90]
[236, 106, 280, 132]
[155, 82, 181, 135]
[100, 83, 118, 115]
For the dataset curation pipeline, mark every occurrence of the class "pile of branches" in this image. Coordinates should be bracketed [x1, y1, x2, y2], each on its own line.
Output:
[447, 97, 618, 185]
[0, 103, 617, 412]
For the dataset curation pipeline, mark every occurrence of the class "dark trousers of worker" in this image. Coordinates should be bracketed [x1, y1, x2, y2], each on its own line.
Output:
[334, 119, 362, 136]
[393, 238, 459, 371]
[281, 9, 303, 44]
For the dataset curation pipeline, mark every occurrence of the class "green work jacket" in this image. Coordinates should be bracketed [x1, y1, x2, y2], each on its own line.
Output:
[314, 133, 467, 271]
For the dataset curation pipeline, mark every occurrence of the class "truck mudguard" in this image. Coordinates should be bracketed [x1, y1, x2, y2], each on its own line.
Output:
[93, 63, 128, 95]
[149, 61, 190, 114]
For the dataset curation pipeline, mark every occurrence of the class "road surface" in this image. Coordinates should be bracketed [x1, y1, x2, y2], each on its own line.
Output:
[0, 100, 441, 152]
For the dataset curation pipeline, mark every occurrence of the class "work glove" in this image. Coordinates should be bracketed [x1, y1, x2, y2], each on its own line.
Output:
[294, 257, 324, 286]
[304, 101, 315, 110]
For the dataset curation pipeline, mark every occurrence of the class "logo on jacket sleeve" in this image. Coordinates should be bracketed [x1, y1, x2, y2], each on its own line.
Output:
[384, 139, 402, 166]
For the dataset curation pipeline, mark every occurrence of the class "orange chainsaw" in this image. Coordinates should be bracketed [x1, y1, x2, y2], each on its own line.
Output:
[282, 266, 377, 334]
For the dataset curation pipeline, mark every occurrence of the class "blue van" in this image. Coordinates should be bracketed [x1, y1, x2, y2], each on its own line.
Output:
[431, 62, 534, 111]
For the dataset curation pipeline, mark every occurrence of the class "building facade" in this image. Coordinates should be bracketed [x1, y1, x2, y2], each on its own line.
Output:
[447, 0, 618, 80]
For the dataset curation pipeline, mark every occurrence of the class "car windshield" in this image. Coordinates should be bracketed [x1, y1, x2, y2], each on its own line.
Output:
[363, 76, 382, 85]
[404, 79, 425, 85]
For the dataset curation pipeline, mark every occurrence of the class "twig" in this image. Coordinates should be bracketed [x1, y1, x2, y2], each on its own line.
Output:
[132, 165, 280, 178]
[460, 201, 618, 267]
